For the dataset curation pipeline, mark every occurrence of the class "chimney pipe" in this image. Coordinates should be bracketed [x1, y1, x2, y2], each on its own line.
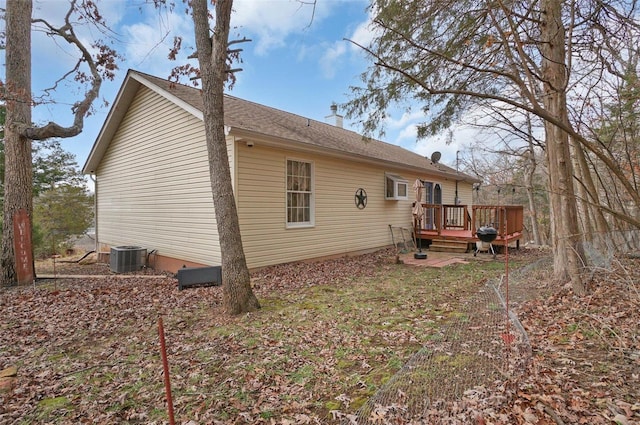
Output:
[325, 103, 343, 128]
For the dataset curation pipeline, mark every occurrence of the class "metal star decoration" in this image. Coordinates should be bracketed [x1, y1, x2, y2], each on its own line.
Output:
[355, 188, 367, 209]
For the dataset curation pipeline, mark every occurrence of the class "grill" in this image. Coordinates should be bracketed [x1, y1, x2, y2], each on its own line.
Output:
[474, 226, 497, 259]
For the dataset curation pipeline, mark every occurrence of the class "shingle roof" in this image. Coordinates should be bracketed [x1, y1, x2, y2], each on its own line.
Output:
[85, 70, 477, 182]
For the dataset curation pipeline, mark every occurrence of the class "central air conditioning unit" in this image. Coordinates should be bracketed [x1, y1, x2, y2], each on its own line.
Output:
[110, 246, 147, 273]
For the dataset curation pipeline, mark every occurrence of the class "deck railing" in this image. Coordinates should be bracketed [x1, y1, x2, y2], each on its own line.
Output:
[415, 203, 471, 233]
[472, 205, 524, 236]
[417, 203, 442, 232]
[414, 204, 524, 238]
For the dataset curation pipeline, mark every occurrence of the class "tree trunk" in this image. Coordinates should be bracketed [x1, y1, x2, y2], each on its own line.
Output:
[191, 0, 260, 314]
[2, 0, 34, 286]
[523, 115, 544, 246]
[540, 0, 587, 294]
[571, 137, 610, 250]
[523, 149, 543, 246]
[573, 151, 594, 244]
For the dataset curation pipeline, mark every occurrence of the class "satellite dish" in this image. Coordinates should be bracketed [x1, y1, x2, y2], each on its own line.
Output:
[430, 151, 442, 164]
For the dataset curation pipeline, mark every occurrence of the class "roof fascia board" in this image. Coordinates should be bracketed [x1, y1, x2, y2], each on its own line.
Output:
[129, 72, 204, 121]
[230, 128, 477, 183]
[83, 71, 205, 174]
[82, 71, 140, 173]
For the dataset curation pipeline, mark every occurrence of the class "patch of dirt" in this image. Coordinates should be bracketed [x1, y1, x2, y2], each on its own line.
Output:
[35, 254, 165, 277]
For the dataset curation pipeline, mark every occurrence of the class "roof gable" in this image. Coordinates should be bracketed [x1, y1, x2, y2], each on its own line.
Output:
[84, 69, 477, 183]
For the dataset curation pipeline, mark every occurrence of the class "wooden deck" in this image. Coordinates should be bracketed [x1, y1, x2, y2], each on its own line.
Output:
[413, 204, 524, 248]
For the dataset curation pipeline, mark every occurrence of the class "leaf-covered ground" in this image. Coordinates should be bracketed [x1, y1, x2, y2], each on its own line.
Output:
[511, 256, 640, 425]
[0, 249, 638, 424]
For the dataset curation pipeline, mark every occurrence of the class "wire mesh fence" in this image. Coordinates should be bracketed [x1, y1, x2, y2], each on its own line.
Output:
[341, 255, 553, 424]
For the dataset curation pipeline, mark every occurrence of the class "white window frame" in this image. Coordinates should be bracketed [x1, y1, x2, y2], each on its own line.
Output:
[385, 174, 409, 200]
[286, 158, 315, 228]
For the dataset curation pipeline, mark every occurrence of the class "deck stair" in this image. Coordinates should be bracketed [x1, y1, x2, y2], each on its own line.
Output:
[428, 238, 469, 253]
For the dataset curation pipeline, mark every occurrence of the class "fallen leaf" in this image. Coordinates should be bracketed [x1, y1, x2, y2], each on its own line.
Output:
[612, 413, 629, 425]
[0, 366, 17, 378]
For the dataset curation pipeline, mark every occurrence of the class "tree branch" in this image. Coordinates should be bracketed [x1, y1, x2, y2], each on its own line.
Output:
[23, 0, 119, 141]
[345, 32, 640, 209]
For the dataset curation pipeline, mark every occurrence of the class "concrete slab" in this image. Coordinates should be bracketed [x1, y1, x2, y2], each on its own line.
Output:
[398, 250, 486, 268]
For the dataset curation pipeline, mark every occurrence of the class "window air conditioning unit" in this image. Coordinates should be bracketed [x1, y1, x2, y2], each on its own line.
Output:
[110, 246, 147, 273]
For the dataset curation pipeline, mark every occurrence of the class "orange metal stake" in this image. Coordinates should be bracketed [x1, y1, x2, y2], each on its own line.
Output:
[158, 317, 175, 425]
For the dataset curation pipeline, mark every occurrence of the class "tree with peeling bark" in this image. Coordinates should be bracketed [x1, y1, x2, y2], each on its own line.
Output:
[1, 0, 119, 286]
[190, 0, 260, 314]
[538, 0, 585, 293]
[345, 0, 640, 294]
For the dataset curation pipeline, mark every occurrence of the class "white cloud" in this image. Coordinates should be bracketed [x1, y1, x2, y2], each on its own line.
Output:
[21, 2, 196, 128]
[28, 4, 99, 72]
[414, 136, 459, 166]
[232, 0, 332, 55]
[382, 113, 463, 166]
[317, 20, 366, 79]
[317, 2, 374, 81]
[396, 123, 418, 142]
[347, 15, 378, 52]
[392, 121, 460, 164]
[385, 110, 426, 130]
[320, 41, 347, 78]
[27, 1, 169, 82]
[117, 7, 194, 76]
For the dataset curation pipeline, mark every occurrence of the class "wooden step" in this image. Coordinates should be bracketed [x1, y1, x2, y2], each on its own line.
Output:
[429, 245, 468, 253]
[428, 239, 469, 253]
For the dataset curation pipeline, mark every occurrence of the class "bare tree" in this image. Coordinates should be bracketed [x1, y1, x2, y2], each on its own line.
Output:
[465, 113, 548, 246]
[522, 130, 546, 246]
[459, 97, 548, 245]
[1, 0, 118, 286]
[574, 34, 640, 252]
[190, 0, 260, 314]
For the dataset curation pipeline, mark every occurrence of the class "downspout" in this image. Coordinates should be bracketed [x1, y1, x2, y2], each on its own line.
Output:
[89, 173, 98, 253]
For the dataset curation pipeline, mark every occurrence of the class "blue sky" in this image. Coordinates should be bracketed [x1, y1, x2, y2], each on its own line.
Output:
[2, 0, 464, 180]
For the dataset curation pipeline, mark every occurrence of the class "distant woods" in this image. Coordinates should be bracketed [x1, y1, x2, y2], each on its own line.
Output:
[1, 131, 93, 259]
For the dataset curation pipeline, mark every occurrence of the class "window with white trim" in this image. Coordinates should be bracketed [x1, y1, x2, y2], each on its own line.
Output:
[385, 174, 409, 200]
[286, 159, 314, 226]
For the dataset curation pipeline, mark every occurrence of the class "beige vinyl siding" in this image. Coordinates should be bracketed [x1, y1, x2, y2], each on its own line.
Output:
[237, 143, 426, 269]
[88, 72, 479, 271]
[458, 185, 474, 206]
[96, 86, 221, 265]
